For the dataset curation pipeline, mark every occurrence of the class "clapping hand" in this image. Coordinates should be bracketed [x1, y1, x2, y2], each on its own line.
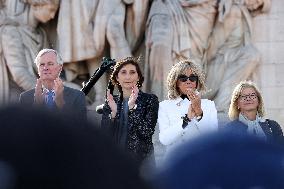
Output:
[128, 85, 139, 110]
[54, 78, 65, 108]
[186, 88, 202, 118]
[107, 90, 117, 118]
[34, 78, 44, 104]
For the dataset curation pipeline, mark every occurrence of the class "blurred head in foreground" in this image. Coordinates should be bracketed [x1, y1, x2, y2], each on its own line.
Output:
[153, 132, 284, 189]
[0, 105, 150, 189]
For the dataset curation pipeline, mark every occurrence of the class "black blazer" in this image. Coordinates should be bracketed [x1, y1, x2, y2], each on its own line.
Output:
[101, 91, 159, 162]
[224, 119, 283, 144]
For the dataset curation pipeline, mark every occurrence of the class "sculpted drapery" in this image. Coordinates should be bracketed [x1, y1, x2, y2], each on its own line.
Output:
[56, 0, 149, 104]
[145, 0, 218, 99]
[0, 0, 272, 110]
[57, 0, 97, 63]
[57, 0, 149, 62]
[204, 0, 271, 112]
[0, 0, 52, 104]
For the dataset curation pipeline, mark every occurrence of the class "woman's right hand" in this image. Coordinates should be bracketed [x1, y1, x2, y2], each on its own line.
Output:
[107, 90, 117, 118]
[34, 79, 44, 104]
[186, 88, 202, 118]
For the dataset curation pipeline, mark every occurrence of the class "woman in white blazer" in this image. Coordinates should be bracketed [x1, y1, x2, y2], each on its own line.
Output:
[158, 60, 218, 163]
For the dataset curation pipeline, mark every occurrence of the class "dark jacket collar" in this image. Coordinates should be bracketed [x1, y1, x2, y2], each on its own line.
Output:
[228, 119, 273, 139]
[180, 94, 189, 100]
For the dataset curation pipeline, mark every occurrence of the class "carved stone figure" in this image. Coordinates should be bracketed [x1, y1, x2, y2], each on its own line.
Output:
[0, 0, 5, 24]
[56, 0, 100, 102]
[204, 0, 271, 112]
[145, 0, 218, 99]
[0, 0, 4, 11]
[57, 0, 149, 105]
[0, 0, 58, 104]
[93, 0, 149, 59]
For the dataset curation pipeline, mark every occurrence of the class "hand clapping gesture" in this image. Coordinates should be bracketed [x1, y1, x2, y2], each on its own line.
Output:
[54, 78, 65, 108]
[34, 78, 44, 104]
[186, 88, 202, 119]
[107, 90, 117, 118]
[128, 85, 139, 110]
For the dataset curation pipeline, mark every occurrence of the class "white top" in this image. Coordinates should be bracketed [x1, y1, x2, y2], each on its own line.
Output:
[158, 97, 218, 162]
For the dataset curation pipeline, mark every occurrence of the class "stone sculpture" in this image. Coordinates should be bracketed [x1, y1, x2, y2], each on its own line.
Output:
[57, 0, 149, 105]
[0, 0, 58, 104]
[204, 0, 271, 112]
[145, 0, 218, 99]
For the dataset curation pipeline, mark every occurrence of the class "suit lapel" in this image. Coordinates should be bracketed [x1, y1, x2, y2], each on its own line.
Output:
[63, 87, 72, 103]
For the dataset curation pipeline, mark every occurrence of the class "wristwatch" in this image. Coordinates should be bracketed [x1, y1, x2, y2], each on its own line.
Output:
[129, 104, 137, 111]
[196, 112, 203, 121]
[181, 114, 191, 129]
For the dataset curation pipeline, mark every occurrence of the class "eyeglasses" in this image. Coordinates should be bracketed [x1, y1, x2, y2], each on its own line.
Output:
[178, 74, 198, 82]
[239, 93, 258, 101]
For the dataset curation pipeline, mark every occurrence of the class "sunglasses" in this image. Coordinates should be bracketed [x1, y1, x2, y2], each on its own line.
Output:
[178, 74, 198, 82]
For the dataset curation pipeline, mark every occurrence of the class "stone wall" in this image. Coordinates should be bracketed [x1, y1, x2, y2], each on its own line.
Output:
[253, 0, 284, 128]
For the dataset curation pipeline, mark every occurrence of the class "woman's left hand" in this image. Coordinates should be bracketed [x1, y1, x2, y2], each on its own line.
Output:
[54, 78, 65, 108]
[186, 89, 202, 116]
[128, 85, 139, 109]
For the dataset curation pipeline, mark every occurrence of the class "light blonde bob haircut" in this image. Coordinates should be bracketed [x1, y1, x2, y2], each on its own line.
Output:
[228, 81, 265, 120]
[167, 59, 206, 100]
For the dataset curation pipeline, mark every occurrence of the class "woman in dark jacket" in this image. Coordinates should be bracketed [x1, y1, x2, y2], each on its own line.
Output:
[225, 81, 283, 144]
[101, 57, 159, 163]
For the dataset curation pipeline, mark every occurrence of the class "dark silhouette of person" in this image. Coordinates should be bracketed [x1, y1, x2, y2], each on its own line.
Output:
[152, 132, 284, 189]
[0, 105, 151, 189]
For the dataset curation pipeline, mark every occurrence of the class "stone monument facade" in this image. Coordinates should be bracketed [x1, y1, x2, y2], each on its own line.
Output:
[253, 0, 284, 128]
[0, 0, 283, 129]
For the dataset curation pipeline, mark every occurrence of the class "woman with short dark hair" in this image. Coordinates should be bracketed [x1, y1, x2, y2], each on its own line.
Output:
[101, 57, 159, 163]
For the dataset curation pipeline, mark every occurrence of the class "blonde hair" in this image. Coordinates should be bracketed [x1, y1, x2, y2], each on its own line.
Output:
[228, 81, 265, 120]
[167, 59, 206, 99]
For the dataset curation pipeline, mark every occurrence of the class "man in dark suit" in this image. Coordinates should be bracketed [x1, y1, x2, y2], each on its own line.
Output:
[19, 49, 86, 120]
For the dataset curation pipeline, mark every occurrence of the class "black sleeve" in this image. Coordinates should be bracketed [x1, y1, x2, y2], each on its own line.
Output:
[100, 100, 119, 137]
[73, 91, 87, 121]
[128, 94, 159, 139]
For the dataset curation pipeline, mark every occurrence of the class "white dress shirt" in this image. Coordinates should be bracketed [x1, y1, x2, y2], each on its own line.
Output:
[158, 97, 218, 162]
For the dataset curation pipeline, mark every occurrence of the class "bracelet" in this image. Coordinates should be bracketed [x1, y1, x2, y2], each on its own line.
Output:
[196, 112, 203, 122]
[108, 111, 117, 120]
[129, 104, 137, 111]
[181, 114, 191, 129]
[108, 114, 115, 120]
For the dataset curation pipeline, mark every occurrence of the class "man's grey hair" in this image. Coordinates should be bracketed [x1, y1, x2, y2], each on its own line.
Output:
[34, 49, 63, 66]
